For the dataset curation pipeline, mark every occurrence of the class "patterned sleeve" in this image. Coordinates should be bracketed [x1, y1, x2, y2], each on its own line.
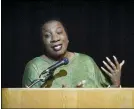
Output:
[22, 62, 43, 88]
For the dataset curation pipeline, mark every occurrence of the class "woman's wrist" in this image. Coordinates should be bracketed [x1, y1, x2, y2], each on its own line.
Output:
[112, 80, 121, 87]
[108, 85, 121, 88]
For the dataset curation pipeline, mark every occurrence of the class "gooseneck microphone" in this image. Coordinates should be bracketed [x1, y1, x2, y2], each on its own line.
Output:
[40, 57, 69, 76]
[26, 57, 69, 88]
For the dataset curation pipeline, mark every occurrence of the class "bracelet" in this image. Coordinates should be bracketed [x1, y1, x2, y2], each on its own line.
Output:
[107, 85, 122, 88]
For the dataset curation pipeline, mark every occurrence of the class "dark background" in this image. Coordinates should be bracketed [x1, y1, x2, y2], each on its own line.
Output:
[2, 0, 134, 87]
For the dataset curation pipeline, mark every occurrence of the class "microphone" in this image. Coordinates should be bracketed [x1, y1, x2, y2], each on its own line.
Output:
[26, 57, 69, 88]
[40, 57, 69, 76]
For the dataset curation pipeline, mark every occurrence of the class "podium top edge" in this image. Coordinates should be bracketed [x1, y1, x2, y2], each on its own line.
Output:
[2, 88, 134, 91]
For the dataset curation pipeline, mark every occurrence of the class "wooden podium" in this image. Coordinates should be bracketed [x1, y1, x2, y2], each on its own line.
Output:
[2, 88, 134, 108]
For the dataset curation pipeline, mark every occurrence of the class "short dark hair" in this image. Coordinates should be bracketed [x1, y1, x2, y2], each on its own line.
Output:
[41, 17, 62, 29]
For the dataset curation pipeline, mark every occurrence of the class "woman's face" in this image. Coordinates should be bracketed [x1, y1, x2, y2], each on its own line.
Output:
[42, 21, 69, 58]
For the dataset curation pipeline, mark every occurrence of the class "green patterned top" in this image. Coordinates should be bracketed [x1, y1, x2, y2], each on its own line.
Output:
[22, 53, 110, 88]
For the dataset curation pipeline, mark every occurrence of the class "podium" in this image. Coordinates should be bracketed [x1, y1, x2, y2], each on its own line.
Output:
[2, 88, 134, 108]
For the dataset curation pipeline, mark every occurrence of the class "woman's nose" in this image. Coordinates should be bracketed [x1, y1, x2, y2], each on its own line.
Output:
[50, 34, 60, 43]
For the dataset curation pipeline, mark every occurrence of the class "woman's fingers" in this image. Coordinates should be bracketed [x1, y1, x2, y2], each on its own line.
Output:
[101, 56, 125, 86]
[103, 61, 114, 73]
[101, 67, 112, 77]
[106, 57, 116, 70]
[76, 80, 86, 88]
[113, 56, 120, 69]
[120, 60, 125, 69]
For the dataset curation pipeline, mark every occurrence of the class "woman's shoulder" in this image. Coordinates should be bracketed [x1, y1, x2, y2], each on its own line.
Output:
[25, 56, 47, 68]
[76, 52, 94, 61]
[74, 52, 96, 68]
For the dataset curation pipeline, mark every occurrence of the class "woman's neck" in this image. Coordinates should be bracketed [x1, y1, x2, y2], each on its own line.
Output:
[44, 51, 75, 62]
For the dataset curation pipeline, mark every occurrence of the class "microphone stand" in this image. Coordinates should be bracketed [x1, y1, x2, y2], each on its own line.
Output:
[26, 70, 54, 88]
[25, 79, 43, 88]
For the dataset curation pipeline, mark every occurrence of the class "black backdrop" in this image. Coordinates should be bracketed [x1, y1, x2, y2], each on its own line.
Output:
[2, 0, 134, 87]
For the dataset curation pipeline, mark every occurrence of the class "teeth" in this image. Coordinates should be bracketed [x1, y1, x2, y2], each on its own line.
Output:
[53, 45, 62, 51]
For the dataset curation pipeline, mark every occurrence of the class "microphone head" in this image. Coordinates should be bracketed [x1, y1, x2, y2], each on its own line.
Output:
[62, 57, 69, 65]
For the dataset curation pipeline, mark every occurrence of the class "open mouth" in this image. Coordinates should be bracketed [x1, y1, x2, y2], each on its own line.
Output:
[52, 44, 62, 51]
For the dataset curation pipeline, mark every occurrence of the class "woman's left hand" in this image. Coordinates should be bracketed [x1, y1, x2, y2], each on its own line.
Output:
[101, 56, 125, 87]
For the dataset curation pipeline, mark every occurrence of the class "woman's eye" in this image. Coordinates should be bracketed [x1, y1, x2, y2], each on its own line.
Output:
[44, 34, 51, 38]
[44, 35, 48, 38]
[57, 31, 62, 34]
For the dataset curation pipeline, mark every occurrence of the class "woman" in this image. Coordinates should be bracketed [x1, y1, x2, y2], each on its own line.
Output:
[22, 20, 125, 88]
